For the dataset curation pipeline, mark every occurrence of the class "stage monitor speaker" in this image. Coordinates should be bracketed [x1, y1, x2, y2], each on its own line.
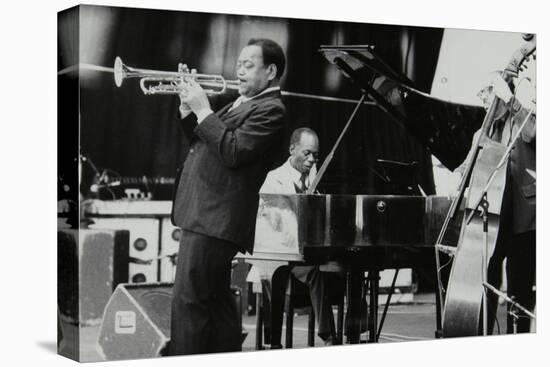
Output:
[98, 283, 172, 360]
[97, 283, 243, 360]
[58, 229, 129, 325]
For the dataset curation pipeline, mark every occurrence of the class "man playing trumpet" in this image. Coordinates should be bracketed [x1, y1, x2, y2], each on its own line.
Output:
[168, 38, 287, 355]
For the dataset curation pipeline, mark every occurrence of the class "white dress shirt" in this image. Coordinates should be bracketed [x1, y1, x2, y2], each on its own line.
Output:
[260, 158, 317, 195]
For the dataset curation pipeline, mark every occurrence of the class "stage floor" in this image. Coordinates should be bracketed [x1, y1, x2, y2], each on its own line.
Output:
[59, 293, 511, 362]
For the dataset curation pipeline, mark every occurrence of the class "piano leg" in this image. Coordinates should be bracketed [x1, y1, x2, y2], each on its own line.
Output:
[337, 302, 344, 344]
[346, 268, 364, 344]
[367, 271, 380, 343]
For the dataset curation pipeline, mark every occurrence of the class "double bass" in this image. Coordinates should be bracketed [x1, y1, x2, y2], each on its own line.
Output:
[439, 34, 536, 337]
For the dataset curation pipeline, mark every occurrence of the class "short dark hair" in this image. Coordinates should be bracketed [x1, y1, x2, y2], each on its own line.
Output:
[290, 127, 318, 146]
[247, 38, 286, 79]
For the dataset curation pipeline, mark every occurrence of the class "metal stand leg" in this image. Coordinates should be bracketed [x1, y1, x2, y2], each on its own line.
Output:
[434, 268, 443, 338]
[377, 269, 399, 340]
[481, 194, 489, 336]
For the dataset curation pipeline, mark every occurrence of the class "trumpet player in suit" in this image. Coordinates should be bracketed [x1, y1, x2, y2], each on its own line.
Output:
[169, 38, 287, 355]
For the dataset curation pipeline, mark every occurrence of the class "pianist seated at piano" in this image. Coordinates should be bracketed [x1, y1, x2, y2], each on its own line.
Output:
[249, 127, 340, 345]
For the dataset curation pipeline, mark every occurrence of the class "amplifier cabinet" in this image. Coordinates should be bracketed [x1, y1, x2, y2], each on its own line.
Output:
[58, 229, 129, 325]
[90, 218, 160, 283]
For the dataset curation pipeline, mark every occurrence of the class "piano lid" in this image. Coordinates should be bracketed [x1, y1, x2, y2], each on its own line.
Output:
[319, 45, 485, 171]
[320, 45, 416, 92]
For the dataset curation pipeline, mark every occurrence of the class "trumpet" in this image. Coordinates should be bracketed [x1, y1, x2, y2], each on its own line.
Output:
[113, 57, 239, 95]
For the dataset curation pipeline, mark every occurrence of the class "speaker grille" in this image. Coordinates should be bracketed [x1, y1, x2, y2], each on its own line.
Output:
[126, 285, 173, 334]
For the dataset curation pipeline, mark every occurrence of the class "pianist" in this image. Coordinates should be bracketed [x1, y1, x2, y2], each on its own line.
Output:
[258, 127, 337, 345]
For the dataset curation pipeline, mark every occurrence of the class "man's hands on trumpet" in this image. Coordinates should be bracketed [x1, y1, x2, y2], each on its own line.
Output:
[177, 63, 213, 122]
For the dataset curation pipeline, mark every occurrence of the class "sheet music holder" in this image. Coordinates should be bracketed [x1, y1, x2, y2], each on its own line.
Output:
[375, 159, 421, 196]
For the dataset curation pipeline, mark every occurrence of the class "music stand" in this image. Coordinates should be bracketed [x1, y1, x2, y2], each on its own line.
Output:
[375, 159, 421, 196]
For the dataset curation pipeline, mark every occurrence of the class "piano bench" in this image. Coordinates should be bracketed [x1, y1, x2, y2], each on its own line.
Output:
[283, 274, 344, 348]
[253, 282, 316, 349]
[284, 291, 316, 348]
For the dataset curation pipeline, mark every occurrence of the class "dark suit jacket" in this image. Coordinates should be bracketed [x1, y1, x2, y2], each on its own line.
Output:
[491, 96, 536, 234]
[172, 90, 286, 253]
[505, 97, 536, 234]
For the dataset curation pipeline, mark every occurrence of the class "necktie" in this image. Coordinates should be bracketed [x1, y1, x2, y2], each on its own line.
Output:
[296, 173, 308, 193]
[229, 96, 245, 112]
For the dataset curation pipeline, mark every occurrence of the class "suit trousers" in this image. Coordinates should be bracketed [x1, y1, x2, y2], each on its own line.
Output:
[505, 230, 536, 333]
[168, 230, 241, 355]
[486, 175, 536, 334]
[487, 230, 535, 333]
[290, 265, 335, 339]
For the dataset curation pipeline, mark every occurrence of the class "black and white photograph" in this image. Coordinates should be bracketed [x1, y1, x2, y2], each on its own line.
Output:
[3, 1, 548, 366]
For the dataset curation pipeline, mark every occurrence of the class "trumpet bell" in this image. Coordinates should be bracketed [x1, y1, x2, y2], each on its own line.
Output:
[114, 57, 124, 87]
[113, 56, 239, 95]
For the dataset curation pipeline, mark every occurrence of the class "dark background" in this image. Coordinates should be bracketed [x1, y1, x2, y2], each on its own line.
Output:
[59, 4, 449, 198]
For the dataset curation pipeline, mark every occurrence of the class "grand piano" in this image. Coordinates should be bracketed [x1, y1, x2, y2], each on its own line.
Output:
[247, 45, 485, 347]
[251, 193, 451, 345]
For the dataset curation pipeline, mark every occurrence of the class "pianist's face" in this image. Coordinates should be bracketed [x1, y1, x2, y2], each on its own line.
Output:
[290, 132, 319, 174]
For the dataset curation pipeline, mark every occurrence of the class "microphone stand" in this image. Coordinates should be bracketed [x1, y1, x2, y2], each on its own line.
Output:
[483, 282, 536, 332]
